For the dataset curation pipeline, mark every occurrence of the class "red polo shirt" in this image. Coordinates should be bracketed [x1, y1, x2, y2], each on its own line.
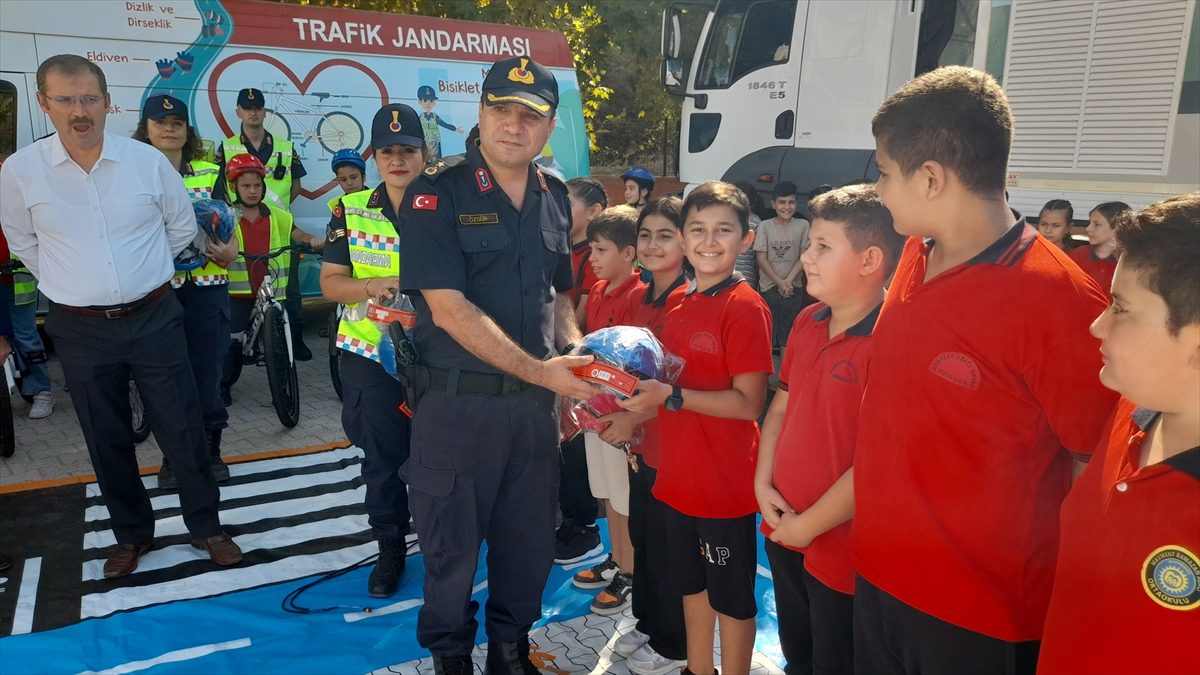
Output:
[852, 223, 1119, 641]
[585, 273, 645, 334]
[654, 276, 774, 518]
[621, 273, 688, 468]
[1039, 399, 1200, 674]
[570, 240, 600, 304]
[761, 302, 878, 595]
[1068, 245, 1116, 296]
[239, 207, 274, 295]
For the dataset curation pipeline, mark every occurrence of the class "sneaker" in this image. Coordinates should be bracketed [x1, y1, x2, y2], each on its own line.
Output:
[572, 554, 618, 589]
[591, 572, 633, 615]
[28, 391, 54, 419]
[627, 643, 687, 675]
[293, 340, 313, 362]
[613, 628, 651, 658]
[555, 520, 602, 564]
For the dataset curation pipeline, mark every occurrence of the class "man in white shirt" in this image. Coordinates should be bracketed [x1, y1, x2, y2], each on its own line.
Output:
[0, 55, 242, 578]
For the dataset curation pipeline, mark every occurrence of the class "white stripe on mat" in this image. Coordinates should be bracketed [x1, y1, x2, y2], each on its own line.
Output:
[81, 541, 378, 618]
[82, 514, 371, 581]
[78, 637, 252, 674]
[83, 446, 363, 498]
[85, 463, 365, 523]
[84, 486, 368, 551]
[342, 580, 487, 623]
[10, 557, 42, 635]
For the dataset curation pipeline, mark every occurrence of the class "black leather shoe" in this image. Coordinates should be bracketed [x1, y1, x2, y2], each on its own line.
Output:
[293, 340, 313, 362]
[433, 654, 474, 675]
[367, 539, 406, 598]
[157, 462, 178, 491]
[484, 639, 538, 675]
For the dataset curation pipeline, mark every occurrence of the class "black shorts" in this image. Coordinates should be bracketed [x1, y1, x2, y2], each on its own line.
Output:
[664, 504, 758, 620]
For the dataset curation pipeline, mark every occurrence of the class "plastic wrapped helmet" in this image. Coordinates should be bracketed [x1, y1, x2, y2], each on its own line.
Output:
[192, 199, 235, 244]
[330, 148, 365, 173]
[225, 153, 265, 182]
[577, 326, 668, 381]
[620, 166, 655, 191]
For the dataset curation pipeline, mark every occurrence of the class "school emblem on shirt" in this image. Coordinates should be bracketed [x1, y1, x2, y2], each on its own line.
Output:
[689, 331, 719, 355]
[929, 352, 980, 391]
[830, 360, 860, 384]
[1141, 545, 1200, 610]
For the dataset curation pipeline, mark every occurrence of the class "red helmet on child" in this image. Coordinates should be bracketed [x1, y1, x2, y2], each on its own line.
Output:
[225, 153, 265, 182]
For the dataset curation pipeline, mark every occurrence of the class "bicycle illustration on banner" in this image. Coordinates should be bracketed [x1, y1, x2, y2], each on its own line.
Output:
[260, 82, 365, 156]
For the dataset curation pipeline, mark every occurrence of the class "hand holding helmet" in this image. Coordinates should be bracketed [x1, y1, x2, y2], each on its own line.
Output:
[175, 199, 235, 272]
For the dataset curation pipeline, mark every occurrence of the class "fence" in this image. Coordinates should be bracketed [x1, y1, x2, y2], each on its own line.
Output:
[589, 116, 680, 178]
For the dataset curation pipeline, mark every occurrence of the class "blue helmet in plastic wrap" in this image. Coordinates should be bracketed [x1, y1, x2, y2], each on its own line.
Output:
[576, 326, 668, 381]
[176, 199, 235, 272]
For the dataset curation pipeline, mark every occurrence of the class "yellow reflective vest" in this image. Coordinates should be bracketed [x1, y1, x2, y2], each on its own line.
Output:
[227, 205, 293, 299]
[172, 159, 229, 288]
[333, 187, 401, 363]
[221, 134, 294, 212]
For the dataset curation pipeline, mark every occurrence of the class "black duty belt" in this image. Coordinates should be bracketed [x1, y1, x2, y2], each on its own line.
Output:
[54, 284, 170, 319]
[423, 366, 530, 396]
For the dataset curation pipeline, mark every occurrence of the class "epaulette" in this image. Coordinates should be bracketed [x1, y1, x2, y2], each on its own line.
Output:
[420, 154, 467, 182]
[536, 167, 567, 193]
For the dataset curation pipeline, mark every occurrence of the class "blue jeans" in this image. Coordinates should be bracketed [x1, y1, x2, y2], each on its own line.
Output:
[5, 297, 51, 395]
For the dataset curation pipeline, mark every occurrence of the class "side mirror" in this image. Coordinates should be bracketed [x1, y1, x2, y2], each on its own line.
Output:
[662, 6, 683, 59]
[661, 58, 685, 94]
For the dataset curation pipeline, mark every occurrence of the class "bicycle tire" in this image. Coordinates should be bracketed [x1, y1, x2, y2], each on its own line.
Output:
[263, 305, 300, 428]
[317, 111, 363, 154]
[327, 308, 343, 401]
[0, 377, 14, 458]
[130, 381, 151, 443]
[263, 109, 292, 142]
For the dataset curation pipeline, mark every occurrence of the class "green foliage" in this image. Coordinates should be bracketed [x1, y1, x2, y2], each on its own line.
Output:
[276, 0, 687, 171]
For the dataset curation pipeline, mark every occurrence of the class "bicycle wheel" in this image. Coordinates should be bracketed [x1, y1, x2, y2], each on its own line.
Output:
[0, 373, 14, 458]
[263, 109, 292, 142]
[263, 305, 300, 428]
[317, 111, 363, 154]
[130, 380, 151, 443]
[327, 307, 343, 401]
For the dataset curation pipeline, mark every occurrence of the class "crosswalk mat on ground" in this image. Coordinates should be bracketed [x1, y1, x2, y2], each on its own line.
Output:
[0, 445, 785, 673]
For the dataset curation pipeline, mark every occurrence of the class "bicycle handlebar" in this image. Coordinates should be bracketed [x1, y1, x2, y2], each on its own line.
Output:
[0, 260, 30, 275]
[238, 244, 305, 261]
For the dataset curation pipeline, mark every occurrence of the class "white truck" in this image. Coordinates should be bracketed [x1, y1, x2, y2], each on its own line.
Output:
[661, 0, 1198, 217]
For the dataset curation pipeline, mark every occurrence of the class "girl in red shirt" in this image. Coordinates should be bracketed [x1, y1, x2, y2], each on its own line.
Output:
[1069, 201, 1131, 295]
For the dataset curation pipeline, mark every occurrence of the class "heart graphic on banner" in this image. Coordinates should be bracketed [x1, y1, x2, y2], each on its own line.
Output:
[207, 53, 389, 200]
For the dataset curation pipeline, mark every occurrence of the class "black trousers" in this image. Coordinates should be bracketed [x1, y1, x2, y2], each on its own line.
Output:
[285, 251, 304, 341]
[558, 432, 597, 526]
[46, 294, 221, 545]
[854, 577, 1040, 675]
[765, 541, 853, 675]
[339, 352, 411, 542]
[173, 282, 229, 436]
[402, 386, 559, 656]
[761, 285, 809, 349]
[628, 463, 687, 661]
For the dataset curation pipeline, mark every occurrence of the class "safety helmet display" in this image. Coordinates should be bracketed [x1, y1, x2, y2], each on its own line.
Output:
[330, 148, 366, 173]
[192, 199, 236, 244]
[225, 153, 266, 183]
[621, 166, 655, 191]
[572, 325, 683, 400]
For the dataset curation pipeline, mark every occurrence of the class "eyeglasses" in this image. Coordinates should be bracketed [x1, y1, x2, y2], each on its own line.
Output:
[43, 95, 104, 108]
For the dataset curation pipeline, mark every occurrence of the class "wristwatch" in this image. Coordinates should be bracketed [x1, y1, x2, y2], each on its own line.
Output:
[665, 385, 684, 411]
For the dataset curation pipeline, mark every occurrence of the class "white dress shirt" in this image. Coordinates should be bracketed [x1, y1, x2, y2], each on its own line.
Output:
[0, 132, 196, 306]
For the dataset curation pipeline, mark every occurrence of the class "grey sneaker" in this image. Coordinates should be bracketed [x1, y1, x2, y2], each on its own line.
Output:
[614, 628, 651, 658]
[627, 643, 686, 675]
[28, 391, 54, 419]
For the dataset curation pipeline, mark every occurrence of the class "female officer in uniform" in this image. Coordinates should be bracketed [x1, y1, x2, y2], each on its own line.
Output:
[319, 104, 425, 598]
[134, 94, 238, 487]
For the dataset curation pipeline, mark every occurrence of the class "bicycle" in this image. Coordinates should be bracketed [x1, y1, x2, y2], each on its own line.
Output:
[228, 245, 302, 428]
[261, 82, 364, 155]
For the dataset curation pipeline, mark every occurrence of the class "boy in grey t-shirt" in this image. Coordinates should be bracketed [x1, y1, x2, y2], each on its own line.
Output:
[753, 181, 810, 351]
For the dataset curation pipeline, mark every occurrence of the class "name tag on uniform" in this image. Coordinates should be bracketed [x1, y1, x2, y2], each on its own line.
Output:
[458, 213, 500, 226]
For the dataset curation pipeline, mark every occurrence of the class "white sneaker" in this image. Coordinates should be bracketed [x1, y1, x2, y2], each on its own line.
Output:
[626, 642, 686, 675]
[613, 628, 650, 658]
[28, 391, 54, 419]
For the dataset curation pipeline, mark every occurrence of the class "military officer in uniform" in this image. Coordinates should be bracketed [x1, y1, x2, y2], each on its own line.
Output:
[399, 56, 597, 675]
[320, 103, 425, 598]
[215, 87, 313, 361]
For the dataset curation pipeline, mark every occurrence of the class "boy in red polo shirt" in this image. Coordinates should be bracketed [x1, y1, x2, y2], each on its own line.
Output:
[620, 181, 773, 675]
[573, 205, 646, 616]
[597, 196, 690, 673]
[1039, 192, 1200, 675]
[852, 67, 1118, 674]
[755, 184, 905, 675]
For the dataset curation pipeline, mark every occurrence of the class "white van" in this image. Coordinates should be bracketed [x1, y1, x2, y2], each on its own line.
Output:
[1, 0, 590, 295]
[661, 0, 1198, 217]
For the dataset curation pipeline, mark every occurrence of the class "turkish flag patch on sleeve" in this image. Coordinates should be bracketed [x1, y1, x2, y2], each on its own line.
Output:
[413, 194, 439, 211]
